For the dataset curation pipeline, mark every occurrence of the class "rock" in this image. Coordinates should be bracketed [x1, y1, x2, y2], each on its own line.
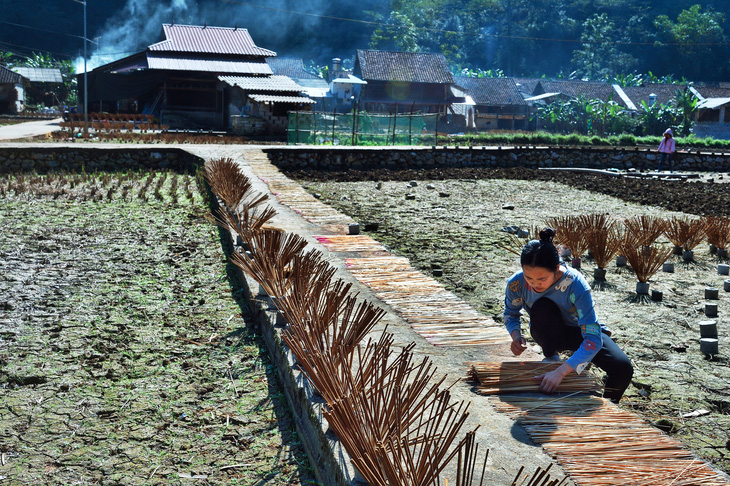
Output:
[501, 225, 520, 234]
[502, 204, 515, 210]
[409, 181, 418, 187]
[426, 184, 436, 190]
[652, 418, 678, 433]
[405, 193, 416, 200]
[438, 192, 450, 197]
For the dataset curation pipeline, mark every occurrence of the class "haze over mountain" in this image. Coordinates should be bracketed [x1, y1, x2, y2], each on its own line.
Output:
[1, 0, 728, 81]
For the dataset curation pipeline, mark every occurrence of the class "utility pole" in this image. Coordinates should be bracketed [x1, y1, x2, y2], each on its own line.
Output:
[72, 0, 88, 137]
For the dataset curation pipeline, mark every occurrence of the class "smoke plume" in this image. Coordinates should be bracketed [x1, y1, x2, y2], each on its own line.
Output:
[76, 0, 385, 72]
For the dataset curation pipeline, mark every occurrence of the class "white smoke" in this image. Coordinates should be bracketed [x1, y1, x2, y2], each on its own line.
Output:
[74, 0, 199, 73]
[74, 0, 379, 73]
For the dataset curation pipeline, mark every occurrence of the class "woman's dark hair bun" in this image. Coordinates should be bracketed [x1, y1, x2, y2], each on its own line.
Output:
[539, 227, 555, 242]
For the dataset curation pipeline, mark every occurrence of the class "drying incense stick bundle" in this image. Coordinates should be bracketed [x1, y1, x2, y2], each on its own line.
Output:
[489, 394, 730, 486]
[468, 361, 602, 395]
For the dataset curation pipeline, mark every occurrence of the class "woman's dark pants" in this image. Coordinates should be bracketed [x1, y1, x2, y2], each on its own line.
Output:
[528, 297, 633, 402]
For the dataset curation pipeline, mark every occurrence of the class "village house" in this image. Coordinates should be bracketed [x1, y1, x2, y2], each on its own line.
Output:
[0, 65, 28, 113]
[454, 77, 531, 131]
[353, 50, 464, 116]
[326, 57, 367, 112]
[83, 23, 313, 133]
[266, 57, 330, 110]
[11, 67, 64, 108]
[689, 85, 730, 139]
[531, 79, 631, 109]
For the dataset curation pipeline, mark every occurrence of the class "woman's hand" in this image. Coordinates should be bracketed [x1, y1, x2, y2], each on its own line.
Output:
[535, 363, 573, 394]
[510, 331, 527, 356]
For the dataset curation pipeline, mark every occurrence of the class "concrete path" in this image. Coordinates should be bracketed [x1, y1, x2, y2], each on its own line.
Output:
[0, 118, 62, 141]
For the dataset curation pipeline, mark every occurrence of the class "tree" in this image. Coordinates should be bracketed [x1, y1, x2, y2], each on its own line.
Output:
[673, 86, 698, 136]
[636, 100, 682, 136]
[654, 5, 728, 80]
[0, 51, 13, 67]
[369, 11, 419, 52]
[571, 13, 636, 80]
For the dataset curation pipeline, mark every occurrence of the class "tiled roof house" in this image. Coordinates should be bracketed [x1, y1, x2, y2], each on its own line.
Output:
[533, 80, 630, 108]
[354, 50, 463, 114]
[454, 77, 531, 130]
[0, 65, 28, 113]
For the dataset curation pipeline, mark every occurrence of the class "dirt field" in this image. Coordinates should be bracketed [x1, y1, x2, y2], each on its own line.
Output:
[0, 170, 315, 485]
[293, 166, 730, 476]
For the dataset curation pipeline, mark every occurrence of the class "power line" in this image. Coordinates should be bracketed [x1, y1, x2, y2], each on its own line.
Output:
[0, 39, 79, 59]
[0, 20, 84, 41]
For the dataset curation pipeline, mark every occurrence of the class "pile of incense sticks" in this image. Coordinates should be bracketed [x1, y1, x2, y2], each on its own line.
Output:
[346, 255, 510, 346]
[468, 361, 603, 395]
[491, 394, 730, 486]
[247, 153, 356, 228]
[314, 234, 388, 253]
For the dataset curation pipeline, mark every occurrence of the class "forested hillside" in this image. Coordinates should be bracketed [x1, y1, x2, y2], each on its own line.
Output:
[0, 0, 728, 81]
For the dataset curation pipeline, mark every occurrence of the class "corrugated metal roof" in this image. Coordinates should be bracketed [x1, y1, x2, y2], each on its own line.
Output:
[524, 92, 562, 101]
[248, 94, 315, 104]
[697, 98, 730, 109]
[11, 67, 63, 83]
[149, 24, 276, 57]
[0, 65, 26, 84]
[292, 79, 330, 98]
[455, 77, 526, 106]
[356, 50, 454, 84]
[219, 75, 303, 92]
[331, 74, 367, 85]
[147, 55, 272, 74]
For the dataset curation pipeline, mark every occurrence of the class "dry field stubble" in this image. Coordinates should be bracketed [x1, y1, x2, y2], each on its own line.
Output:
[0, 169, 314, 485]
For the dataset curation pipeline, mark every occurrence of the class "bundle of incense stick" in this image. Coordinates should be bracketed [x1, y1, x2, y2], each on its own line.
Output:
[345, 257, 510, 346]
[468, 361, 603, 395]
[490, 395, 730, 486]
[314, 235, 388, 253]
[247, 159, 357, 226]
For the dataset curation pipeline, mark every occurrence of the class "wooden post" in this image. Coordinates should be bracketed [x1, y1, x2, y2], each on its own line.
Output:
[392, 104, 398, 145]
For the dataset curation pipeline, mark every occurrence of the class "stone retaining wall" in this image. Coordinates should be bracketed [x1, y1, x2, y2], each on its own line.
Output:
[264, 146, 730, 172]
[0, 147, 204, 173]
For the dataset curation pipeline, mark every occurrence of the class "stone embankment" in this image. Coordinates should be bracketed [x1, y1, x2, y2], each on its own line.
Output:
[0, 147, 203, 173]
[265, 146, 730, 172]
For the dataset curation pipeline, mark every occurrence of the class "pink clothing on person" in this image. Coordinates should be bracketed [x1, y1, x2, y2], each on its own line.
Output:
[658, 137, 675, 153]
